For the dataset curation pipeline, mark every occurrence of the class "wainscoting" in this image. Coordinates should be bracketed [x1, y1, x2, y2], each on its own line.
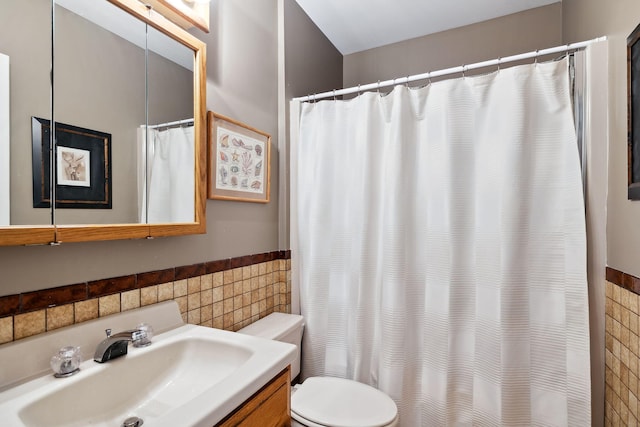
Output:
[0, 251, 291, 344]
[605, 267, 640, 425]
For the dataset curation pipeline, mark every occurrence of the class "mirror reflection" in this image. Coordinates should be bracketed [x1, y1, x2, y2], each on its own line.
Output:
[54, 0, 145, 224]
[54, 0, 195, 225]
[0, 0, 197, 230]
[0, 0, 52, 226]
[144, 25, 194, 224]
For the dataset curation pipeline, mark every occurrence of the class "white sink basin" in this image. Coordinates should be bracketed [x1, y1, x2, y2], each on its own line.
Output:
[0, 302, 296, 427]
[19, 330, 253, 426]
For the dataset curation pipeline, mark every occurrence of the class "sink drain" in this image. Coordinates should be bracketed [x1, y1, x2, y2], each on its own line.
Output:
[122, 416, 144, 427]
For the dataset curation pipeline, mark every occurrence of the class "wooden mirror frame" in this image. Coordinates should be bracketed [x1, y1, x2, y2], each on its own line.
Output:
[0, 0, 206, 246]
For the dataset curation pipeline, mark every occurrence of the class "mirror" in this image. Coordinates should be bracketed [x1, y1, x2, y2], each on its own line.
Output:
[145, 24, 195, 224]
[54, 0, 147, 225]
[0, 0, 206, 245]
[0, 0, 53, 229]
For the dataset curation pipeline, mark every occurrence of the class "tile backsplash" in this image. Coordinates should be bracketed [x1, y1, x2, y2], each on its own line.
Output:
[0, 251, 291, 345]
[605, 268, 640, 426]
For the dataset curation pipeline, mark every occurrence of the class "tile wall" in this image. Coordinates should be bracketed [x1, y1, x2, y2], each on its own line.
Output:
[605, 268, 640, 426]
[0, 251, 291, 345]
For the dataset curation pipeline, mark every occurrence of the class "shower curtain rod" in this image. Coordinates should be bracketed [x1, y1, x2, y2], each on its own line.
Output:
[293, 36, 607, 102]
[147, 118, 194, 129]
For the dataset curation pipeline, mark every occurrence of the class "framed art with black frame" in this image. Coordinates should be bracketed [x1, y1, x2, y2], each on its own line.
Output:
[628, 23, 640, 199]
[32, 117, 112, 209]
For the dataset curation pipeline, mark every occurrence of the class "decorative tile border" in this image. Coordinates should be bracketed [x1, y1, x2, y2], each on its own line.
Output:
[0, 250, 292, 344]
[606, 267, 640, 295]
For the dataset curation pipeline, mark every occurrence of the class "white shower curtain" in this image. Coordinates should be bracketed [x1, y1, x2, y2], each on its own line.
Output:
[291, 58, 591, 426]
[137, 125, 194, 223]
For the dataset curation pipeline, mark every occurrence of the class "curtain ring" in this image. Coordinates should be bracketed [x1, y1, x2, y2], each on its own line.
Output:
[358, 84, 361, 96]
[405, 76, 410, 89]
[428, 72, 432, 85]
[377, 80, 381, 95]
[462, 65, 466, 78]
[333, 89, 337, 101]
[534, 50, 539, 65]
[497, 57, 501, 72]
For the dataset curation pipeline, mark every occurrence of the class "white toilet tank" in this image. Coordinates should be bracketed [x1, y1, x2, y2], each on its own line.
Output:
[238, 313, 304, 379]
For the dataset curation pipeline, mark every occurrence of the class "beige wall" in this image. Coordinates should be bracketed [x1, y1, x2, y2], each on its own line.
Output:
[343, 4, 562, 89]
[201, 0, 280, 259]
[0, 0, 285, 295]
[283, 0, 342, 100]
[563, 1, 640, 279]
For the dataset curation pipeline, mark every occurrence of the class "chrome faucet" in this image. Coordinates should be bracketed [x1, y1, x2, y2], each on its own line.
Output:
[93, 328, 149, 363]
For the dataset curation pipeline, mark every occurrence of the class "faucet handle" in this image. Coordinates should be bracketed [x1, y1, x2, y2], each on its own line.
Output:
[133, 323, 153, 348]
[50, 346, 82, 378]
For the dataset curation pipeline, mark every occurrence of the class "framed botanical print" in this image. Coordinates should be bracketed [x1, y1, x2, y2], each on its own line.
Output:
[207, 112, 271, 203]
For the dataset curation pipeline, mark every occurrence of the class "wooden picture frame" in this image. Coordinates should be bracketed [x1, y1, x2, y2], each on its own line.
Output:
[207, 111, 270, 203]
[32, 117, 112, 209]
[628, 23, 640, 199]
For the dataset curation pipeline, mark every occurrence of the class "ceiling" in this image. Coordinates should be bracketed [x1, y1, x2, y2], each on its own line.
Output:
[294, 0, 560, 55]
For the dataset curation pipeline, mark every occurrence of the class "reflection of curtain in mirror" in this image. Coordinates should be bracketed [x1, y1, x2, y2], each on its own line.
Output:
[0, 53, 9, 226]
[137, 124, 194, 223]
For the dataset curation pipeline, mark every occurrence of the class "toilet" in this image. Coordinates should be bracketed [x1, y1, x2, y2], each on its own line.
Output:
[238, 313, 399, 427]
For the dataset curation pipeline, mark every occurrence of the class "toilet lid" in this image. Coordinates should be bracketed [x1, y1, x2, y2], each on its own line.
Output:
[291, 377, 397, 427]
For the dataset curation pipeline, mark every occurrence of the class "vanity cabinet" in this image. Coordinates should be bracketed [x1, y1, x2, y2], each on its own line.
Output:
[217, 367, 291, 427]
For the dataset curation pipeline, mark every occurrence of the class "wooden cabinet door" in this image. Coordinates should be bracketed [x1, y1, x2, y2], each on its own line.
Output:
[217, 367, 291, 427]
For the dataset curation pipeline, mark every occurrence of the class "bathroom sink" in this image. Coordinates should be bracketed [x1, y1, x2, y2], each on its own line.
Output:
[19, 331, 252, 426]
[0, 302, 296, 427]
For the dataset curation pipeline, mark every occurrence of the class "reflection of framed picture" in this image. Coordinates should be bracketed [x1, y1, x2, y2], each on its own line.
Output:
[207, 111, 271, 203]
[628, 23, 640, 199]
[32, 117, 112, 209]
[57, 146, 91, 187]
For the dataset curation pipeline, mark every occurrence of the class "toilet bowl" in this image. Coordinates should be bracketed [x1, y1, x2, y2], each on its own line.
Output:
[238, 313, 398, 427]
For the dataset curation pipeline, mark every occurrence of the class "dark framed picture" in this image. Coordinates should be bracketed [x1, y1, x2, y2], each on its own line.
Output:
[628, 23, 640, 199]
[32, 117, 112, 209]
[207, 111, 271, 203]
